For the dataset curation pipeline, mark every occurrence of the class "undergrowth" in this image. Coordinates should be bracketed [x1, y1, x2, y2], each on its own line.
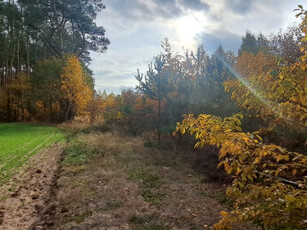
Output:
[129, 214, 171, 230]
[128, 168, 164, 204]
[62, 136, 99, 166]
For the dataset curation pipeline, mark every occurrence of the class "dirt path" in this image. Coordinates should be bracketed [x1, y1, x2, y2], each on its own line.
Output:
[53, 132, 238, 230]
[0, 143, 64, 230]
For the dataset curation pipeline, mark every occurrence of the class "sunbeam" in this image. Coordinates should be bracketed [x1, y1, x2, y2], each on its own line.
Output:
[216, 55, 307, 129]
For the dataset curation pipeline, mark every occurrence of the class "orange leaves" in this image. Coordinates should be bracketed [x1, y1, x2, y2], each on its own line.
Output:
[220, 211, 228, 217]
[236, 51, 276, 78]
[296, 7, 307, 67]
[177, 113, 243, 146]
[224, 34, 307, 127]
[177, 112, 307, 229]
[61, 55, 94, 116]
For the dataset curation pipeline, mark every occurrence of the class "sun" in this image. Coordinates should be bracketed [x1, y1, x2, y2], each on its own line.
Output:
[176, 14, 205, 47]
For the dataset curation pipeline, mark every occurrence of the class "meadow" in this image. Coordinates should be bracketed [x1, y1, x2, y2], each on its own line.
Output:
[0, 123, 64, 184]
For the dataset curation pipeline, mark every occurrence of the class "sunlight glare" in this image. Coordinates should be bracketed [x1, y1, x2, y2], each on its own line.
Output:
[216, 55, 307, 128]
[176, 14, 205, 48]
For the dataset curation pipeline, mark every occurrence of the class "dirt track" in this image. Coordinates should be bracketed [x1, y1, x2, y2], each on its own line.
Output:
[0, 143, 64, 230]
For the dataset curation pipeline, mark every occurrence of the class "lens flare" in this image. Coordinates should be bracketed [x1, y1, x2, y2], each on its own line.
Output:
[216, 55, 306, 129]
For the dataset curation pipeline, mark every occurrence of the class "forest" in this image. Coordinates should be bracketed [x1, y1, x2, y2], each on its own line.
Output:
[0, 0, 306, 230]
[0, 0, 109, 122]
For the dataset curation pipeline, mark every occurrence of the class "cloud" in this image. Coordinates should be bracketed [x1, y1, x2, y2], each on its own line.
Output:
[154, 0, 184, 18]
[200, 30, 242, 53]
[225, 0, 253, 14]
[91, 0, 306, 93]
[89, 44, 162, 93]
[104, 0, 153, 20]
[103, 0, 210, 22]
[180, 0, 210, 11]
[95, 85, 127, 95]
[104, 0, 184, 21]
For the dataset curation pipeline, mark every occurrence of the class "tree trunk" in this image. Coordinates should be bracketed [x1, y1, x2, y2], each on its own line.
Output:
[17, 31, 20, 73]
[65, 99, 71, 121]
[35, 34, 38, 62]
[44, 44, 47, 60]
[51, 0, 64, 58]
[49, 97, 53, 122]
[10, 19, 16, 79]
[6, 92, 11, 121]
[27, 35, 30, 76]
[158, 98, 161, 145]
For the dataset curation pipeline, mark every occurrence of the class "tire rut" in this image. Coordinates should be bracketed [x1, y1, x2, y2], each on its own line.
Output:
[0, 143, 65, 230]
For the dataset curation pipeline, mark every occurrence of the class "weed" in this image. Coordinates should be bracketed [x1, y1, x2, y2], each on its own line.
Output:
[133, 223, 171, 230]
[129, 214, 154, 224]
[68, 211, 93, 224]
[20, 199, 25, 207]
[73, 215, 86, 224]
[140, 189, 164, 204]
[198, 190, 233, 207]
[128, 168, 165, 203]
[143, 140, 153, 148]
[62, 140, 99, 166]
[128, 169, 162, 188]
[81, 124, 111, 134]
[130, 214, 170, 230]
[105, 199, 123, 210]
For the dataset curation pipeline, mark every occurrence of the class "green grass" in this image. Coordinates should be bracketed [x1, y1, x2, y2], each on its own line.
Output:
[128, 168, 163, 188]
[130, 214, 170, 230]
[197, 189, 234, 207]
[62, 138, 99, 166]
[0, 123, 65, 184]
[128, 168, 164, 204]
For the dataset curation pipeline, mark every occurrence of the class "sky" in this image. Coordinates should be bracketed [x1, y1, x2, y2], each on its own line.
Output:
[89, 0, 306, 94]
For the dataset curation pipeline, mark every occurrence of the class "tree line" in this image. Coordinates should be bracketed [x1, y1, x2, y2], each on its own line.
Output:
[100, 25, 305, 149]
[0, 0, 109, 122]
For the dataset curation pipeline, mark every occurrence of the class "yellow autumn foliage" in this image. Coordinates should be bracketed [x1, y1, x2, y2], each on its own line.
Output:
[176, 113, 307, 229]
[224, 10, 307, 127]
[61, 55, 93, 116]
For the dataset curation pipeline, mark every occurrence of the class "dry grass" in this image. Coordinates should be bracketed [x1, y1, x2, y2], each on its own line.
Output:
[54, 129, 253, 230]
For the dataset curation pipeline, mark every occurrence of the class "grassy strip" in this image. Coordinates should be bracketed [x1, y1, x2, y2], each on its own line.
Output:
[62, 134, 100, 166]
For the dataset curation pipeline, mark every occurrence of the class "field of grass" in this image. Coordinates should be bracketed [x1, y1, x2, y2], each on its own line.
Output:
[0, 123, 65, 184]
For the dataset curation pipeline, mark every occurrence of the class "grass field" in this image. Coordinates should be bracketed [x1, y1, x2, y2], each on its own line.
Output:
[0, 123, 65, 184]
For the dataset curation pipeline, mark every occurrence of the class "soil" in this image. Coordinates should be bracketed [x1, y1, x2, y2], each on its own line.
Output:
[0, 143, 64, 230]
